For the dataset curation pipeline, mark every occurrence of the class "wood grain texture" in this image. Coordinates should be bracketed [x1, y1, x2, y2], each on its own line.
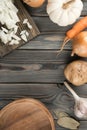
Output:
[1, 83, 87, 113]
[0, 50, 79, 64]
[33, 16, 87, 33]
[0, 50, 83, 83]
[0, 63, 64, 83]
[33, 16, 73, 33]
[0, 84, 58, 103]
[0, 84, 87, 129]
[0, 98, 55, 130]
[0, 0, 40, 57]
[19, 33, 71, 50]
[0, 1, 87, 130]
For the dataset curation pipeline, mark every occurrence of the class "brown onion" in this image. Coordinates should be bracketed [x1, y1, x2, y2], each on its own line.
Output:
[71, 31, 87, 57]
[23, 0, 45, 8]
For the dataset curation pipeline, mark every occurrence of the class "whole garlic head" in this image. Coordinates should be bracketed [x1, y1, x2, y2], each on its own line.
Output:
[74, 98, 87, 119]
[47, 0, 83, 26]
[64, 82, 87, 120]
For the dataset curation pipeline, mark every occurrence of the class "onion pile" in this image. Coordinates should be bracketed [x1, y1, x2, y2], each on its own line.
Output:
[0, 0, 32, 45]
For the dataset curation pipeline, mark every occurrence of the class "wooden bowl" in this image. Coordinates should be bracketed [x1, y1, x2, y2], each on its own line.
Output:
[0, 98, 55, 130]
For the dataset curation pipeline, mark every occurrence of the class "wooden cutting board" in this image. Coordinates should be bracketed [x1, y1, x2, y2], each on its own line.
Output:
[0, 98, 55, 130]
[0, 0, 40, 57]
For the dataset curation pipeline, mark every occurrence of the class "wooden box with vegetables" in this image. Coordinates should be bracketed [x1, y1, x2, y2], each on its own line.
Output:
[1, 0, 87, 130]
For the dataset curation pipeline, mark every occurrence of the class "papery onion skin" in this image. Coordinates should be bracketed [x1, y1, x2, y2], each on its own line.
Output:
[23, 0, 45, 8]
[72, 31, 87, 57]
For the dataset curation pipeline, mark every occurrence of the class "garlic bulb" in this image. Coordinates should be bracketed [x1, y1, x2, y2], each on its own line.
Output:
[64, 82, 87, 119]
[47, 0, 83, 26]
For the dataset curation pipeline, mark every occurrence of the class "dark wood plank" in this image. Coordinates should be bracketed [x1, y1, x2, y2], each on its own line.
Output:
[0, 84, 58, 103]
[19, 33, 72, 50]
[32, 16, 87, 33]
[1, 82, 87, 115]
[0, 60, 85, 83]
[0, 50, 79, 64]
[0, 62, 65, 83]
[79, 121, 87, 130]
[0, 50, 82, 83]
[0, 0, 40, 57]
[33, 16, 72, 33]
[0, 100, 13, 110]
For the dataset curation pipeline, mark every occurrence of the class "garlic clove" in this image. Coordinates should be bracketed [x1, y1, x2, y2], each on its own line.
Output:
[73, 0, 83, 9]
[71, 9, 81, 20]
[47, 3, 59, 14]
[47, 1, 63, 16]
[49, 8, 63, 24]
[74, 98, 87, 119]
[58, 10, 69, 26]
[68, 11, 77, 24]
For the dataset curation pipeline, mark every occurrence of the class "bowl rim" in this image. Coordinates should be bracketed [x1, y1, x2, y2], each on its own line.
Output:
[0, 98, 55, 130]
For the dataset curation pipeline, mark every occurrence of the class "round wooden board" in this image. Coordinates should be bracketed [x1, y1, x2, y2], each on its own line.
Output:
[0, 98, 55, 130]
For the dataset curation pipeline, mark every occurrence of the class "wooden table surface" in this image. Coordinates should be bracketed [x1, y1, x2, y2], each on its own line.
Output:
[0, 1, 87, 130]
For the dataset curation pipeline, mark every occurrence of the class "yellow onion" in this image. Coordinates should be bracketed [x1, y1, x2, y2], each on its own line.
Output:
[23, 0, 45, 8]
[71, 31, 87, 57]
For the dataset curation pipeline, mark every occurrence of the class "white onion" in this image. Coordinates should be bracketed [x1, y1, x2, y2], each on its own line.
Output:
[0, 0, 31, 45]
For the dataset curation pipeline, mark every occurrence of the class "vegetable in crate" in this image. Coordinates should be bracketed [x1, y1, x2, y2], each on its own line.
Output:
[64, 82, 87, 119]
[47, 0, 83, 26]
[64, 60, 87, 86]
[23, 0, 45, 7]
